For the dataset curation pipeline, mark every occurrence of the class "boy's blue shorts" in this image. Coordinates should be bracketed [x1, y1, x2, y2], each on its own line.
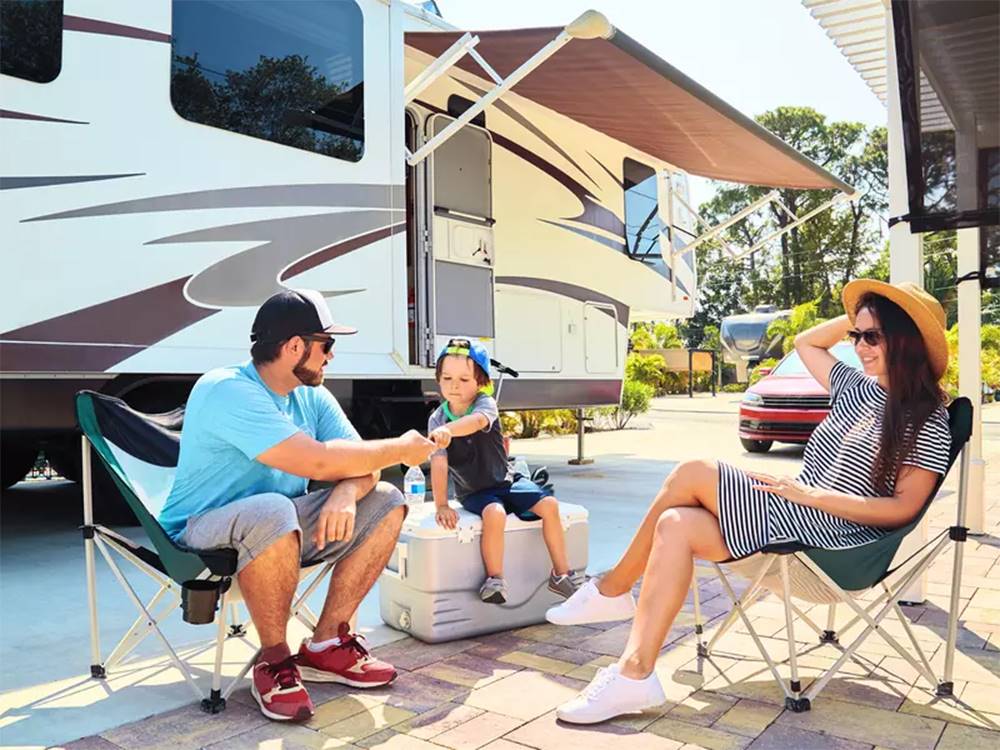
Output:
[459, 475, 554, 521]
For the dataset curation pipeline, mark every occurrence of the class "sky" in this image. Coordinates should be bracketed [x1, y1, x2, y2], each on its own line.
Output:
[436, 0, 888, 205]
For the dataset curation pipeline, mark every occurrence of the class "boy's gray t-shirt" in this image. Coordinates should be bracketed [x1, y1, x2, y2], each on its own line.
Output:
[427, 393, 512, 498]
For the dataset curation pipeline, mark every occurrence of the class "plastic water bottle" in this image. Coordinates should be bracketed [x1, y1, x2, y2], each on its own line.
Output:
[403, 465, 426, 505]
[512, 456, 530, 478]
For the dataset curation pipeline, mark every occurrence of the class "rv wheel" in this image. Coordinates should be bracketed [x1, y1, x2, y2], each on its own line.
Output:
[740, 438, 773, 453]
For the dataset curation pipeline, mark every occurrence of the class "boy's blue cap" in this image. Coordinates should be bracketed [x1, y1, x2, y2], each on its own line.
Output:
[437, 337, 491, 380]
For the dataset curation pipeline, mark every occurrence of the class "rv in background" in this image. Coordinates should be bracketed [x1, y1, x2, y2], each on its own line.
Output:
[720, 305, 791, 382]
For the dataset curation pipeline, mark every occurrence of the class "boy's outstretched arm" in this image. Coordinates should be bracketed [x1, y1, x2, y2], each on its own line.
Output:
[436, 412, 489, 440]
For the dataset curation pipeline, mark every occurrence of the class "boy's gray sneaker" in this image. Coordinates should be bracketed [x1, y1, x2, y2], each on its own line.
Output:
[480, 576, 508, 604]
[549, 569, 587, 599]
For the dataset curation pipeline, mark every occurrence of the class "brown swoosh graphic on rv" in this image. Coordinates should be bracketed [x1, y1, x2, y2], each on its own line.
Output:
[0, 277, 217, 372]
[414, 99, 624, 238]
[0, 223, 403, 372]
[63, 15, 171, 44]
[495, 276, 629, 325]
[454, 80, 599, 190]
[23, 183, 403, 222]
[148, 210, 403, 307]
[0, 109, 88, 125]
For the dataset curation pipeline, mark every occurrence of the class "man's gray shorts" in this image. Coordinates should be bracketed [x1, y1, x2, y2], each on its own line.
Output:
[177, 481, 406, 572]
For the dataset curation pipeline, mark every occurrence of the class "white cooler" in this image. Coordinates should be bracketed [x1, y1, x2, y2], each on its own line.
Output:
[379, 500, 589, 643]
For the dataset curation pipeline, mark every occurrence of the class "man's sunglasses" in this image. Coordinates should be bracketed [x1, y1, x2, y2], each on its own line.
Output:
[301, 335, 336, 354]
[847, 328, 883, 347]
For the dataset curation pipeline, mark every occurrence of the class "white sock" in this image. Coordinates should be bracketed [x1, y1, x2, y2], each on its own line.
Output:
[307, 635, 341, 652]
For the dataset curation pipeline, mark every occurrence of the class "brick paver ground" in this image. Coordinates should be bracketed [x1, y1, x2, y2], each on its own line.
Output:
[60, 484, 1000, 750]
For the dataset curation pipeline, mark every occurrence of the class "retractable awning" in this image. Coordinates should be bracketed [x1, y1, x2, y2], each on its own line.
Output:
[405, 18, 854, 194]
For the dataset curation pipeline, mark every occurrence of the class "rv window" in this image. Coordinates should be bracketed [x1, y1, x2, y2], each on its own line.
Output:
[623, 158, 666, 275]
[170, 0, 364, 162]
[0, 0, 62, 84]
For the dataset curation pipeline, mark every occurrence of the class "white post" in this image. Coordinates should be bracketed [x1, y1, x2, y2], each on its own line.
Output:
[885, 7, 927, 602]
[955, 122, 985, 534]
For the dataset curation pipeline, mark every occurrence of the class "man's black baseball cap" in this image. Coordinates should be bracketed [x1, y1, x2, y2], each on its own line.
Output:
[250, 288, 357, 344]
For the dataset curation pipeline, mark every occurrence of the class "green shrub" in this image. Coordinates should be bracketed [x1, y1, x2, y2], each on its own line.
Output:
[767, 301, 825, 354]
[942, 323, 1000, 398]
[626, 352, 668, 394]
[629, 325, 656, 351]
[720, 383, 747, 393]
[502, 409, 578, 438]
[611, 380, 654, 429]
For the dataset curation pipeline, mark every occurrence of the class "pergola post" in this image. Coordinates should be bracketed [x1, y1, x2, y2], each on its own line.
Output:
[885, 6, 927, 602]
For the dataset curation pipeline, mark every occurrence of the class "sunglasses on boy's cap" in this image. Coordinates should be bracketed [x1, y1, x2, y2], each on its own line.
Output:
[250, 289, 357, 346]
[437, 337, 492, 377]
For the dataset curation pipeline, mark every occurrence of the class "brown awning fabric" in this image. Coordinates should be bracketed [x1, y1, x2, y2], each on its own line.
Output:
[406, 27, 854, 194]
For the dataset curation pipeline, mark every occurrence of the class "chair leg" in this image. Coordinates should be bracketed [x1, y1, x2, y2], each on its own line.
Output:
[820, 604, 838, 644]
[713, 563, 795, 701]
[780, 557, 809, 712]
[227, 602, 247, 638]
[691, 568, 706, 657]
[82, 435, 105, 679]
[202, 589, 229, 714]
[94, 537, 204, 701]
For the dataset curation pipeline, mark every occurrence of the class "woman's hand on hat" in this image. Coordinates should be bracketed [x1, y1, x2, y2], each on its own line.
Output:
[429, 427, 452, 450]
[747, 472, 820, 507]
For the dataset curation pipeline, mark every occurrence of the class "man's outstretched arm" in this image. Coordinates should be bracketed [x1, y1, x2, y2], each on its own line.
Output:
[257, 430, 435, 481]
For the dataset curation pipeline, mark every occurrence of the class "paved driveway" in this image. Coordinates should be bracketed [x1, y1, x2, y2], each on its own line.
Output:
[2, 396, 998, 748]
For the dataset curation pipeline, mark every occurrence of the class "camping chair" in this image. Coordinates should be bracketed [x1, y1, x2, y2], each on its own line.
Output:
[687, 397, 973, 712]
[76, 390, 335, 713]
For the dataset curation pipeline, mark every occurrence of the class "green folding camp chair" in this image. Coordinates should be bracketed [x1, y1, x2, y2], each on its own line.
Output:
[688, 397, 973, 712]
[76, 390, 334, 713]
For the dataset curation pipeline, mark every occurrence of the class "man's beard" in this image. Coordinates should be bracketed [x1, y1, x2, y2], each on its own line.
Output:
[293, 347, 324, 386]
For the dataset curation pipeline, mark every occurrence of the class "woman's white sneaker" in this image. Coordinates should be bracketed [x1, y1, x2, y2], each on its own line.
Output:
[545, 579, 636, 625]
[556, 664, 666, 724]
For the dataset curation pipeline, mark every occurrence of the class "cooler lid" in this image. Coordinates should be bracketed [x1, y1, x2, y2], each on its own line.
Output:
[400, 500, 588, 540]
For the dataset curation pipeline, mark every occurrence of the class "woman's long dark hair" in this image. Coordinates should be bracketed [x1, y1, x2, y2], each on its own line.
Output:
[856, 293, 945, 494]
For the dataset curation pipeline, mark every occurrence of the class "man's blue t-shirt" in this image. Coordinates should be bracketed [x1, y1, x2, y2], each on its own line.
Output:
[158, 361, 360, 539]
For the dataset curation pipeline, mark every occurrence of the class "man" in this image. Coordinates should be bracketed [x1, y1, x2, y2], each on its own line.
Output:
[159, 288, 437, 722]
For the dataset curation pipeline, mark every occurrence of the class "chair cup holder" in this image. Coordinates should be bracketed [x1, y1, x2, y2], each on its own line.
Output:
[181, 579, 228, 624]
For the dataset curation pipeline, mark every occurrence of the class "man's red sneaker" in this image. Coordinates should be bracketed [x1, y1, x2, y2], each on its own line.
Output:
[297, 622, 397, 688]
[251, 654, 314, 722]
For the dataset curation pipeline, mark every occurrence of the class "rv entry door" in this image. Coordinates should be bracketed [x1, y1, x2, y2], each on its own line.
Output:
[427, 114, 495, 352]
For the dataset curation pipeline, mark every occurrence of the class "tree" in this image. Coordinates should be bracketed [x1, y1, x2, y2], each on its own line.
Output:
[171, 52, 362, 161]
[690, 107, 888, 345]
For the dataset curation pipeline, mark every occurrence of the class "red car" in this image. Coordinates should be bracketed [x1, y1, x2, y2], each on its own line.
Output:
[738, 342, 861, 453]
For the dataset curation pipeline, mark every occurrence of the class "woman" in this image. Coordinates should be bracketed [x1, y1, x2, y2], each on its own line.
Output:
[549, 280, 952, 724]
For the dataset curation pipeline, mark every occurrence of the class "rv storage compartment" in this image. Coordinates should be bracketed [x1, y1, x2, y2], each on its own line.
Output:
[379, 501, 588, 643]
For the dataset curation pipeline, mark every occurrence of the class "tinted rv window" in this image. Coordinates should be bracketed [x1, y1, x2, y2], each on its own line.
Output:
[170, 0, 364, 162]
[623, 158, 665, 275]
[0, 0, 62, 83]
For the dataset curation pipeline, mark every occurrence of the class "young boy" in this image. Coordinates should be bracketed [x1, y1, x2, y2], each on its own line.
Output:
[427, 337, 584, 604]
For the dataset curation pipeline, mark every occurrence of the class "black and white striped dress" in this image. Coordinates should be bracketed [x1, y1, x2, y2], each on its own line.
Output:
[718, 361, 951, 558]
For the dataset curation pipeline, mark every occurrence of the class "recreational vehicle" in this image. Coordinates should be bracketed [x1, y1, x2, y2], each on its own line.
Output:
[720, 304, 791, 382]
[0, 1, 852, 500]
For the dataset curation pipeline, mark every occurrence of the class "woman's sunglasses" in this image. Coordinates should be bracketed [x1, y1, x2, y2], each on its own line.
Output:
[847, 328, 883, 347]
[301, 335, 336, 354]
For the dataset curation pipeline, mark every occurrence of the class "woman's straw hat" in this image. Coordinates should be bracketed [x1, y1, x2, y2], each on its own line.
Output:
[842, 279, 948, 379]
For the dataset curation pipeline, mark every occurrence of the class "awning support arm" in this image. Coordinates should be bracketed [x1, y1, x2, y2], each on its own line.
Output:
[672, 190, 779, 257]
[733, 192, 853, 261]
[670, 189, 855, 262]
[404, 32, 480, 105]
[407, 29, 574, 166]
